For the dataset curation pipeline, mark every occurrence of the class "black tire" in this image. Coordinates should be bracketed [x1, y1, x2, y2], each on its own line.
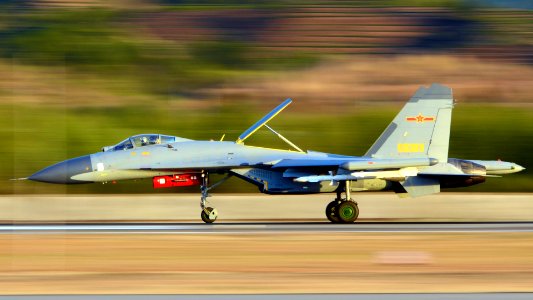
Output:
[325, 201, 341, 223]
[201, 207, 217, 224]
[335, 201, 359, 223]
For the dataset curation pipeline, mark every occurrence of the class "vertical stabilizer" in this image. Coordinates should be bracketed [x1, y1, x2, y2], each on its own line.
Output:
[365, 83, 453, 162]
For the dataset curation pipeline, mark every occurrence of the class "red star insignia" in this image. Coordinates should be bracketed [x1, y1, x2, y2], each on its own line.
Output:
[406, 114, 435, 123]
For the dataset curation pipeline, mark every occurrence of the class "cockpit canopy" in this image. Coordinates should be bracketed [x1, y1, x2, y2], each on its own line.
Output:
[102, 134, 190, 152]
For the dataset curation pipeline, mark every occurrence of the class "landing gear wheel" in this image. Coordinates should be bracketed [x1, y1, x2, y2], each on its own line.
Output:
[325, 200, 341, 223]
[336, 201, 359, 223]
[198, 172, 232, 223]
[201, 207, 218, 224]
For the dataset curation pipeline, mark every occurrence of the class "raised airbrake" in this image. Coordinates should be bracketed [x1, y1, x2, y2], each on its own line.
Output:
[27, 84, 525, 223]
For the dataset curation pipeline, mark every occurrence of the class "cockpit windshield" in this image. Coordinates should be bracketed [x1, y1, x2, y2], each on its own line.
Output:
[112, 138, 134, 151]
[131, 134, 160, 148]
[103, 134, 183, 152]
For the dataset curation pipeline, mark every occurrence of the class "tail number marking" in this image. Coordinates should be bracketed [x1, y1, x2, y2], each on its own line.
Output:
[398, 143, 424, 153]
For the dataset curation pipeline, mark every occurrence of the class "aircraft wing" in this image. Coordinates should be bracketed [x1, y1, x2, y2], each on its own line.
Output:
[272, 157, 437, 170]
[271, 158, 354, 169]
[236, 98, 292, 144]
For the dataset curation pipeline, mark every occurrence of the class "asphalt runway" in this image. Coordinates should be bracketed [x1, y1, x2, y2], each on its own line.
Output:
[2, 293, 533, 300]
[2, 196, 532, 297]
[1, 221, 532, 234]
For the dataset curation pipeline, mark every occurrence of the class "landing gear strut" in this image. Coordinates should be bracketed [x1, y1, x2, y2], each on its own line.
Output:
[199, 172, 232, 224]
[325, 180, 359, 224]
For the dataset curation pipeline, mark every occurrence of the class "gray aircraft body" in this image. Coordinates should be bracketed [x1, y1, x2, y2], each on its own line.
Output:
[27, 84, 524, 223]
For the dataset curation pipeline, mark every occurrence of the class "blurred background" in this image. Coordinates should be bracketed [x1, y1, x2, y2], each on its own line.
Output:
[1, 0, 532, 194]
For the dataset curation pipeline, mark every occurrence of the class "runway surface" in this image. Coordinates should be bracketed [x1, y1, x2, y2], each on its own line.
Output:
[2, 293, 533, 300]
[2, 222, 532, 295]
[2, 196, 532, 296]
[2, 193, 532, 223]
[1, 222, 532, 234]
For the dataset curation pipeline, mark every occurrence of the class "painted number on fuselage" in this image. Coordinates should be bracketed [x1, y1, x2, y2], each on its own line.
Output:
[397, 143, 424, 153]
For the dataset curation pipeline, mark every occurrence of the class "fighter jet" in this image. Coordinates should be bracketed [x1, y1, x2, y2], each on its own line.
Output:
[27, 84, 525, 223]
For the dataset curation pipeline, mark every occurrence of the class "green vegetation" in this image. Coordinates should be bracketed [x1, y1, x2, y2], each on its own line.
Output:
[0, 10, 135, 66]
[2, 104, 531, 194]
[0, 9, 317, 96]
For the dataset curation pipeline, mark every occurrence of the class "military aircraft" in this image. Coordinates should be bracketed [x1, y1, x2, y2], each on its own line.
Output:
[27, 84, 524, 223]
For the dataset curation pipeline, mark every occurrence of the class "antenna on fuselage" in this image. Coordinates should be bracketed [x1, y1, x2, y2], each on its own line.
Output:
[235, 98, 304, 153]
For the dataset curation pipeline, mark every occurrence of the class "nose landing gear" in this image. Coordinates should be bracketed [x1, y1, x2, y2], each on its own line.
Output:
[201, 206, 218, 224]
[199, 172, 232, 224]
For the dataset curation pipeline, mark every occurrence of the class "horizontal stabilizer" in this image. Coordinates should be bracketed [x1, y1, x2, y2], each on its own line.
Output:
[400, 176, 440, 197]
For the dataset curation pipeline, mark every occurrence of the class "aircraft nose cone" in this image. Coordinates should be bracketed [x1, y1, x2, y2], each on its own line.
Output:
[28, 155, 93, 184]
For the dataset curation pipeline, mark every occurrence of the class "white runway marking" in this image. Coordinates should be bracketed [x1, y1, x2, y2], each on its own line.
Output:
[1, 222, 532, 234]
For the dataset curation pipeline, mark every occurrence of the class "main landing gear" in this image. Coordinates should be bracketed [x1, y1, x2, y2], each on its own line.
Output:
[199, 172, 232, 224]
[326, 181, 359, 223]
